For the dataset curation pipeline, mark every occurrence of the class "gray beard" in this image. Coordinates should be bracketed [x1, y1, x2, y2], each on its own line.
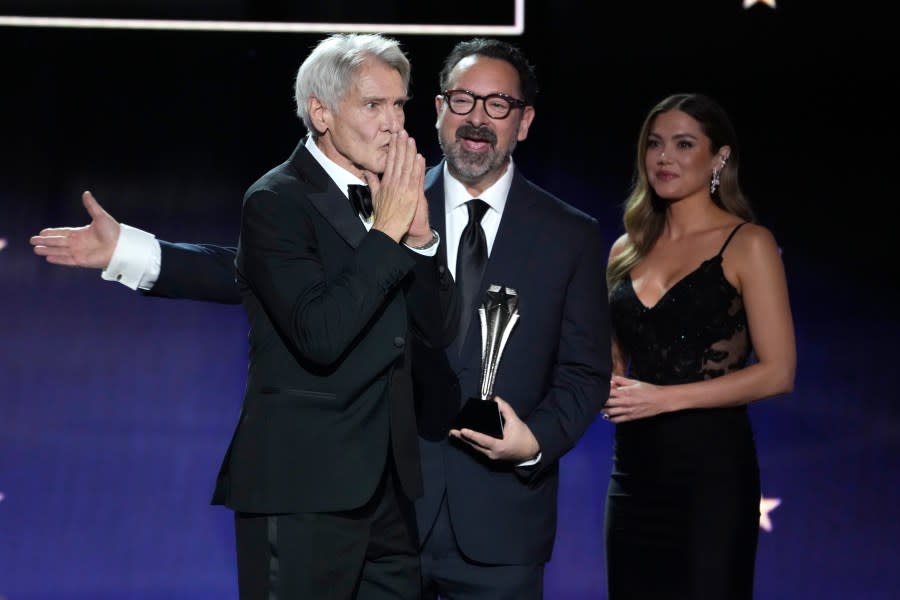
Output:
[441, 140, 515, 184]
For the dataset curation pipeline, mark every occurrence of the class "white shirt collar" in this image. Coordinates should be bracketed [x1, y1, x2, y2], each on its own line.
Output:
[442, 159, 514, 218]
[305, 135, 366, 197]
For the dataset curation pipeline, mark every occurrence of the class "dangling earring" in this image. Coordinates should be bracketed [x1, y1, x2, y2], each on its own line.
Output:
[710, 169, 721, 195]
[710, 156, 727, 195]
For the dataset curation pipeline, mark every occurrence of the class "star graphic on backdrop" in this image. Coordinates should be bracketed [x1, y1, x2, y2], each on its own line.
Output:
[0, 238, 7, 251]
[743, 0, 776, 7]
[759, 495, 781, 532]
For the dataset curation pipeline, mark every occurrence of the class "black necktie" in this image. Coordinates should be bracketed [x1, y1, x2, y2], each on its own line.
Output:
[455, 199, 489, 347]
[347, 184, 373, 219]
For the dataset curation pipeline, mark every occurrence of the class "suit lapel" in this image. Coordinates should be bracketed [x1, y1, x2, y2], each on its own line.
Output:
[480, 173, 541, 298]
[425, 165, 470, 363]
[290, 143, 368, 248]
[425, 166, 448, 268]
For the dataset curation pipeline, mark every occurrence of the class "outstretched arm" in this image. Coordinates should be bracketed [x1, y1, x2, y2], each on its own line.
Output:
[149, 241, 239, 304]
[30, 190, 241, 304]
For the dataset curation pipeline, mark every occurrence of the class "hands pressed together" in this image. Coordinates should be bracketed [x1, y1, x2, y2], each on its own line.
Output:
[365, 130, 432, 247]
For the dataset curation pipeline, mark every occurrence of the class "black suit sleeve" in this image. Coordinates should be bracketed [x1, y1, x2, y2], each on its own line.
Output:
[143, 241, 240, 304]
[518, 219, 612, 482]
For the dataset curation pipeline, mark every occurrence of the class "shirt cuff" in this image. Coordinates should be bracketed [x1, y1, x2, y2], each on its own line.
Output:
[516, 452, 542, 468]
[100, 224, 161, 290]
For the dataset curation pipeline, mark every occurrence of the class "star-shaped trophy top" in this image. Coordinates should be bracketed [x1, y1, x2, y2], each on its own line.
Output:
[484, 284, 519, 315]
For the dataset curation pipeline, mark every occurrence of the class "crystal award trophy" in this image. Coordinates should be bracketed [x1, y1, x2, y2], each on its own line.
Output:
[453, 285, 520, 438]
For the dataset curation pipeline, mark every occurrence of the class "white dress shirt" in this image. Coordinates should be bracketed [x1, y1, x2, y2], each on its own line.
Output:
[442, 159, 513, 280]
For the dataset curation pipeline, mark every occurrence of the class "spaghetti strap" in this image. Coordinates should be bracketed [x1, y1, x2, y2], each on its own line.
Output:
[717, 222, 748, 256]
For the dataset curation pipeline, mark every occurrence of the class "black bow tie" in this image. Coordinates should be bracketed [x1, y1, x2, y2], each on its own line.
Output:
[347, 184, 373, 219]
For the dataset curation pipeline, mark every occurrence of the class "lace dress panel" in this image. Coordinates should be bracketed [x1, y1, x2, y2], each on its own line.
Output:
[610, 256, 750, 386]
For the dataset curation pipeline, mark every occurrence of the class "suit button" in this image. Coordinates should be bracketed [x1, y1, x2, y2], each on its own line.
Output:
[393, 336, 405, 348]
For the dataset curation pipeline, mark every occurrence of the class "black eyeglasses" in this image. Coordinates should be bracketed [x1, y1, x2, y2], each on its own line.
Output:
[441, 89, 527, 120]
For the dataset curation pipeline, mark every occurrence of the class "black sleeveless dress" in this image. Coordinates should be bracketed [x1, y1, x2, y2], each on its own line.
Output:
[605, 223, 761, 599]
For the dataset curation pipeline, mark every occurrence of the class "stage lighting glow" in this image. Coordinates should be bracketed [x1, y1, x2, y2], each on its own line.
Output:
[759, 495, 782, 532]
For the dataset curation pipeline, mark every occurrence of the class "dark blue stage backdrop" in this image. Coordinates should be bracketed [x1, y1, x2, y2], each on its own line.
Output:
[3, 244, 898, 599]
[2, 1, 898, 598]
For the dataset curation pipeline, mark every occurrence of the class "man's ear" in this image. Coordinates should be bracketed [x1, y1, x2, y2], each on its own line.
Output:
[517, 105, 536, 142]
[308, 96, 330, 135]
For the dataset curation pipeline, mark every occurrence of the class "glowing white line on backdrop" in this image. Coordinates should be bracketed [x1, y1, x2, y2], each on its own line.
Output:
[0, 1, 523, 34]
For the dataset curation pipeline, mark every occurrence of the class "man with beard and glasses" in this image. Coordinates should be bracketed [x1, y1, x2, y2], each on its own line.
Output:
[410, 38, 610, 599]
[31, 38, 611, 599]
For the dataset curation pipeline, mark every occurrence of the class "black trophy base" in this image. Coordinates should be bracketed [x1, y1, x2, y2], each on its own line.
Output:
[454, 397, 505, 439]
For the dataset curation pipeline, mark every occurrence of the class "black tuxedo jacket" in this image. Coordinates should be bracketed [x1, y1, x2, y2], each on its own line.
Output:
[411, 163, 611, 565]
[150, 141, 458, 514]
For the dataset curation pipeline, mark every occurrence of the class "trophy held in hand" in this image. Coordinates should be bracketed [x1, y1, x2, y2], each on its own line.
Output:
[454, 285, 520, 439]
